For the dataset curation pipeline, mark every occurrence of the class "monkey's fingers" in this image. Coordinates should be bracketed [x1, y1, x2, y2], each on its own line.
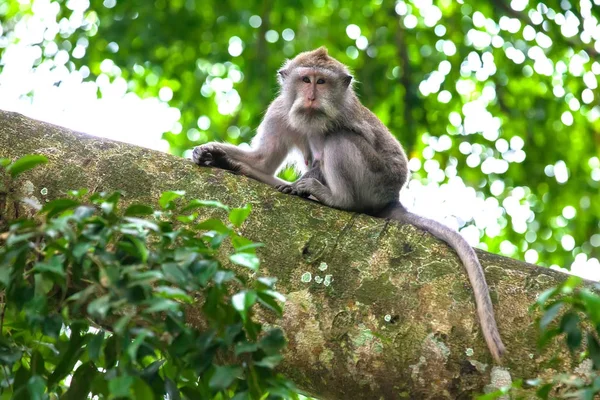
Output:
[292, 189, 311, 198]
[192, 146, 214, 165]
[277, 184, 295, 194]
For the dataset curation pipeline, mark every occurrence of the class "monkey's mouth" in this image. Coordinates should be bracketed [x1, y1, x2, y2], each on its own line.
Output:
[296, 106, 327, 117]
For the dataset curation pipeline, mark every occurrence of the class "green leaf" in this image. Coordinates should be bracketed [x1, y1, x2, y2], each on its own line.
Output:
[27, 376, 46, 400]
[32, 255, 66, 278]
[536, 383, 553, 399]
[234, 341, 258, 356]
[233, 241, 264, 254]
[176, 213, 197, 223]
[259, 329, 286, 355]
[155, 286, 193, 303]
[559, 312, 582, 351]
[159, 190, 186, 209]
[100, 201, 115, 215]
[109, 375, 134, 398]
[229, 204, 252, 227]
[231, 392, 252, 400]
[257, 290, 285, 315]
[105, 191, 122, 204]
[125, 204, 155, 216]
[47, 333, 88, 388]
[536, 287, 558, 306]
[14, 365, 31, 394]
[0, 341, 23, 365]
[192, 260, 218, 286]
[104, 335, 118, 369]
[114, 314, 133, 335]
[87, 295, 111, 319]
[254, 354, 283, 369]
[128, 235, 149, 263]
[229, 253, 259, 271]
[580, 289, 600, 323]
[209, 233, 228, 249]
[232, 290, 257, 320]
[42, 314, 62, 338]
[195, 218, 230, 233]
[132, 377, 155, 400]
[588, 332, 600, 370]
[127, 330, 151, 360]
[64, 362, 96, 400]
[209, 366, 242, 390]
[213, 270, 235, 284]
[560, 276, 582, 293]
[6, 232, 37, 247]
[88, 330, 105, 361]
[6, 155, 48, 178]
[477, 391, 509, 400]
[123, 217, 160, 232]
[183, 199, 229, 212]
[30, 351, 45, 376]
[539, 302, 564, 330]
[72, 242, 93, 262]
[144, 298, 180, 314]
[0, 158, 10, 167]
[40, 198, 80, 219]
[162, 263, 188, 286]
[67, 188, 89, 198]
[256, 277, 277, 289]
[165, 378, 181, 400]
[140, 360, 165, 383]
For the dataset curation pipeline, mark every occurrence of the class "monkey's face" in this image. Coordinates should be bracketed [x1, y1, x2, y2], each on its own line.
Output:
[284, 67, 352, 133]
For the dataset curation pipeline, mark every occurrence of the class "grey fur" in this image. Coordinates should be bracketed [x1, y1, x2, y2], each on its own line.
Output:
[192, 48, 505, 362]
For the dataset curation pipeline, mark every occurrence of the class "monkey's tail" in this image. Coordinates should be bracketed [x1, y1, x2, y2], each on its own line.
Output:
[382, 203, 505, 363]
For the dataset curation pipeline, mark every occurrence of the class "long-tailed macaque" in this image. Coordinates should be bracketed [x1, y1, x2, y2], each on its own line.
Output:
[192, 47, 505, 362]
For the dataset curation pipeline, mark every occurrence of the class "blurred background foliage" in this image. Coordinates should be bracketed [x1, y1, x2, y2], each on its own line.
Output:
[0, 0, 599, 277]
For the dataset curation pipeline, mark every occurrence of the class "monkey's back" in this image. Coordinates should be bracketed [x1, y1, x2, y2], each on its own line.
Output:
[342, 99, 410, 190]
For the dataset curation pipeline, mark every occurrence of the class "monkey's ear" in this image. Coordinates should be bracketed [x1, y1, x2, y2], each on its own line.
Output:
[343, 74, 353, 87]
[278, 68, 289, 80]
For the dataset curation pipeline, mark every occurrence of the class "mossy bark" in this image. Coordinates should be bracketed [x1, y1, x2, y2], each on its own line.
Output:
[0, 110, 581, 399]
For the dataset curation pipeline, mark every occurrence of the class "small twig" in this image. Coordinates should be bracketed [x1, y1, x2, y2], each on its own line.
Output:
[0, 301, 5, 333]
[2, 365, 11, 391]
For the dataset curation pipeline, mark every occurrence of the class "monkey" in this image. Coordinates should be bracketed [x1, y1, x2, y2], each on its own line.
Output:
[192, 47, 505, 362]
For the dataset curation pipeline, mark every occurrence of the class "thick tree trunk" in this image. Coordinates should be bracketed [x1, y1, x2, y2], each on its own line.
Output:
[0, 110, 578, 399]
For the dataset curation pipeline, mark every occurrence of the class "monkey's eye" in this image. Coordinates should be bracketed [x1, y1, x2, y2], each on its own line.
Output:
[316, 78, 326, 84]
[302, 77, 311, 83]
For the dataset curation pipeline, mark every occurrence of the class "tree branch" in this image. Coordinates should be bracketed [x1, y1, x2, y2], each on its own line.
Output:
[0, 109, 582, 399]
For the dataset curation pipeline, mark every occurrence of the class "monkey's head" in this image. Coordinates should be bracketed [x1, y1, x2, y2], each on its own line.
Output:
[278, 47, 354, 134]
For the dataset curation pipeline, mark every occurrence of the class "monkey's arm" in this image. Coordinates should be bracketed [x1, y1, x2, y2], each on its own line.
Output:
[192, 115, 292, 187]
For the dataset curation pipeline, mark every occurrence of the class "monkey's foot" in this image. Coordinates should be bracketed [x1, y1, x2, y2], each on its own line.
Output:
[192, 144, 240, 172]
[276, 183, 310, 198]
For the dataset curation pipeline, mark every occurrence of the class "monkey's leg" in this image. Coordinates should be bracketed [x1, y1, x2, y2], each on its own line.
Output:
[292, 177, 337, 206]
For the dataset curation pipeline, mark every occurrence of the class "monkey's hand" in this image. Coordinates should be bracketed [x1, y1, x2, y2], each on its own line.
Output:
[192, 144, 241, 172]
[276, 181, 311, 198]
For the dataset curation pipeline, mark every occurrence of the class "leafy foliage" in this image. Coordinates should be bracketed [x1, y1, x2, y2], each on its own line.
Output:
[479, 278, 600, 399]
[0, 156, 297, 399]
[530, 277, 600, 399]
